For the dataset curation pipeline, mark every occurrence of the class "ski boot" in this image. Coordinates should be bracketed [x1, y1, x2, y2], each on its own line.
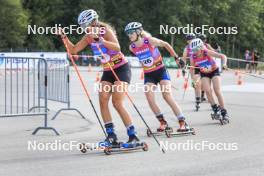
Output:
[157, 119, 173, 132]
[118, 126, 148, 153]
[147, 114, 173, 137]
[211, 104, 221, 120]
[177, 120, 191, 132]
[99, 123, 121, 148]
[146, 119, 173, 137]
[219, 109, 230, 125]
[165, 120, 195, 137]
[195, 97, 201, 111]
[101, 133, 120, 147]
[122, 126, 140, 148]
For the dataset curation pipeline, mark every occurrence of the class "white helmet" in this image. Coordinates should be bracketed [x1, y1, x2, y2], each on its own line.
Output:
[190, 38, 204, 53]
[124, 22, 142, 33]
[78, 9, 99, 28]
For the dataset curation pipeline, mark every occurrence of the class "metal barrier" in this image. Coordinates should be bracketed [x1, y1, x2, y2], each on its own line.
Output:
[41, 58, 86, 121]
[0, 56, 59, 135]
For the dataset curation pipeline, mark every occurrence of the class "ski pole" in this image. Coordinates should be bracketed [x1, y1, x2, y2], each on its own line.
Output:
[60, 35, 107, 137]
[182, 65, 191, 101]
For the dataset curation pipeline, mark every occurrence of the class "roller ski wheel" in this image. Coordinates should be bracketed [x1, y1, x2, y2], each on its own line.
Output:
[164, 127, 173, 138]
[104, 146, 112, 155]
[195, 104, 200, 111]
[146, 129, 152, 137]
[226, 119, 230, 123]
[211, 114, 214, 120]
[79, 143, 87, 153]
[220, 118, 224, 125]
[220, 117, 230, 125]
[142, 142, 149, 151]
[191, 128, 196, 135]
[165, 127, 173, 133]
[220, 118, 228, 125]
[165, 130, 172, 138]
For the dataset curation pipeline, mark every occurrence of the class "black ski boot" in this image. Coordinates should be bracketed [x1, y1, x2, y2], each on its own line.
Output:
[220, 108, 230, 125]
[201, 91, 206, 102]
[195, 97, 201, 111]
[211, 104, 221, 120]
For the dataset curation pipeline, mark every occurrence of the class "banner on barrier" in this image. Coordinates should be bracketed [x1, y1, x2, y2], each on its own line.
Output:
[0, 52, 68, 69]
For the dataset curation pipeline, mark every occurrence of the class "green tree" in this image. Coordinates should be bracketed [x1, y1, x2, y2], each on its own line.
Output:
[0, 0, 28, 50]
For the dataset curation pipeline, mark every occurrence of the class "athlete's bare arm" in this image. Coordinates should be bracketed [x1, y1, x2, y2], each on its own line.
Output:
[206, 49, 227, 66]
[148, 37, 178, 57]
[206, 43, 215, 51]
[100, 27, 121, 51]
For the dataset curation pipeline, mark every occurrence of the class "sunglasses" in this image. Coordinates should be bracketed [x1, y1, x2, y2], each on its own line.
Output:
[80, 23, 90, 30]
[126, 30, 136, 36]
[192, 45, 203, 53]
[80, 19, 97, 30]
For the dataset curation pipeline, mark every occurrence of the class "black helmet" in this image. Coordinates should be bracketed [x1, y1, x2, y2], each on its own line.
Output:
[197, 33, 207, 41]
[185, 33, 196, 40]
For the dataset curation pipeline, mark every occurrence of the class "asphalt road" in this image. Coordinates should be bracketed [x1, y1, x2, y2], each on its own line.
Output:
[1, 67, 264, 176]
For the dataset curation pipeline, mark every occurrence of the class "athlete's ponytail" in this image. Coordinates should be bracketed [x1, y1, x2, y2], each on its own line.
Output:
[98, 21, 117, 35]
[140, 30, 152, 38]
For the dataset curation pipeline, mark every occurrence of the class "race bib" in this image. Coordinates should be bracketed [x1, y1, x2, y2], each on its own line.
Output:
[141, 57, 154, 67]
[200, 64, 213, 73]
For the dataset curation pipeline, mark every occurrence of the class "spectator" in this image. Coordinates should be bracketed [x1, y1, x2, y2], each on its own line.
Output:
[253, 49, 260, 73]
[245, 50, 252, 72]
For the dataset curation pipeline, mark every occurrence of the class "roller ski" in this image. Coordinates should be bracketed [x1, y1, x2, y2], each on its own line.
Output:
[103, 125, 148, 155]
[104, 135, 148, 155]
[146, 120, 173, 137]
[165, 120, 196, 138]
